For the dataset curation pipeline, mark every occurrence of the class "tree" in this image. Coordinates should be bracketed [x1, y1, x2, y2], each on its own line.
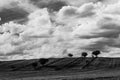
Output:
[92, 50, 101, 57]
[68, 53, 73, 57]
[32, 62, 38, 70]
[39, 58, 49, 66]
[81, 50, 101, 69]
[81, 52, 88, 58]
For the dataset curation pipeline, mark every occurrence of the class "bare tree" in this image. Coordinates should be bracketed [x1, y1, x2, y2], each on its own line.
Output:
[92, 50, 101, 58]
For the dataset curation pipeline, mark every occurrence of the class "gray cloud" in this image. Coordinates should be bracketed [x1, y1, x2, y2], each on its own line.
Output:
[82, 38, 114, 52]
[0, 8, 28, 25]
[29, 0, 68, 12]
[79, 16, 120, 39]
[0, 0, 39, 25]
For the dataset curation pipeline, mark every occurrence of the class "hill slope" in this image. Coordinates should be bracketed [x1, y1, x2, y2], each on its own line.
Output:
[0, 57, 120, 80]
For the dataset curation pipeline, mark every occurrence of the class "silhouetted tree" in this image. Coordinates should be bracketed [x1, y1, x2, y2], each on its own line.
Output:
[81, 51, 100, 69]
[32, 62, 38, 70]
[81, 52, 88, 58]
[68, 53, 73, 57]
[39, 58, 49, 66]
[92, 50, 101, 57]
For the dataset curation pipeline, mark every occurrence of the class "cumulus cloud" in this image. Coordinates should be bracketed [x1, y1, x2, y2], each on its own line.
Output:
[0, 0, 120, 60]
[29, 0, 68, 11]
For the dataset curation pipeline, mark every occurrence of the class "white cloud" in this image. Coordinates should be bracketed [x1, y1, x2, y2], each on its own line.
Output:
[1, 0, 120, 60]
[56, 3, 96, 22]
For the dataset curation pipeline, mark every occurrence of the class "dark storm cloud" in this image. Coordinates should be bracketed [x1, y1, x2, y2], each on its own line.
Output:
[29, 0, 68, 11]
[0, 7, 29, 25]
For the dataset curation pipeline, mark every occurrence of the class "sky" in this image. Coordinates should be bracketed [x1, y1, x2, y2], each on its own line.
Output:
[0, 0, 120, 61]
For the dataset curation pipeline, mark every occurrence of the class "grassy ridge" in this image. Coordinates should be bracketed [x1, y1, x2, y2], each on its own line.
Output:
[0, 57, 120, 71]
[0, 57, 120, 79]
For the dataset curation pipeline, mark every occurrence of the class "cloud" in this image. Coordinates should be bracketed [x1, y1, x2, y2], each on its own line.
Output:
[57, 3, 96, 21]
[62, 0, 119, 6]
[29, 0, 68, 11]
[0, 0, 120, 60]
[0, 8, 29, 25]
[0, 8, 55, 60]
[0, 0, 39, 25]
[0, 0, 38, 12]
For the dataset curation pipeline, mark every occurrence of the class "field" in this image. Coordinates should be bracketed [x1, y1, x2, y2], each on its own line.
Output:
[0, 57, 120, 80]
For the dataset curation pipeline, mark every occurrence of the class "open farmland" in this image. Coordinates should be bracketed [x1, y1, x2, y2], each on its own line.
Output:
[0, 57, 120, 80]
